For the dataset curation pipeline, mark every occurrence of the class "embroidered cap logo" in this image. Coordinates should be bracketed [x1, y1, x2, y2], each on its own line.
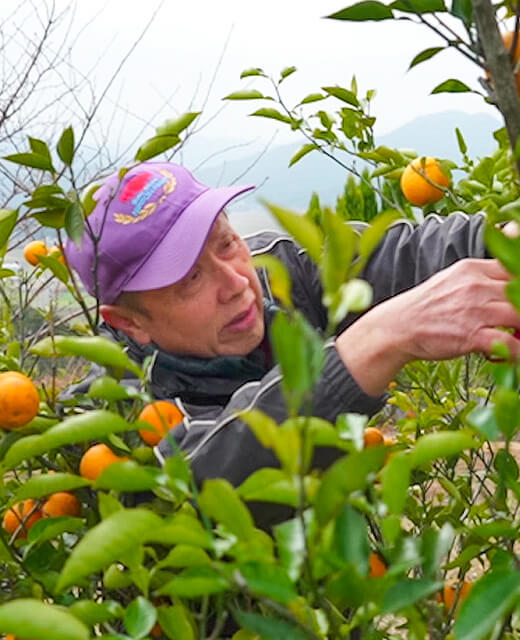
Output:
[113, 169, 177, 225]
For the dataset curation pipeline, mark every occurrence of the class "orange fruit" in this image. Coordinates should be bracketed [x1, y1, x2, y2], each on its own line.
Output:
[2, 500, 43, 539]
[79, 443, 129, 480]
[368, 551, 386, 578]
[138, 400, 183, 446]
[0, 371, 40, 430]
[42, 492, 81, 518]
[439, 580, 472, 610]
[383, 434, 395, 446]
[400, 157, 450, 206]
[23, 240, 48, 266]
[363, 427, 385, 448]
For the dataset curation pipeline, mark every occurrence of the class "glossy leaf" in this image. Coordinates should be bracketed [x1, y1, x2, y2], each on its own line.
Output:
[3, 410, 132, 469]
[240, 562, 297, 604]
[57, 126, 75, 165]
[223, 90, 267, 100]
[280, 66, 297, 81]
[158, 566, 229, 597]
[88, 375, 131, 401]
[333, 505, 369, 575]
[327, 1, 394, 21]
[240, 68, 266, 78]
[391, 0, 446, 12]
[408, 46, 444, 70]
[135, 134, 180, 162]
[274, 517, 305, 581]
[382, 578, 443, 613]
[38, 253, 69, 284]
[454, 569, 520, 640]
[322, 86, 359, 107]
[250, 108, 292, 124]
[238, 468, 301, 506]
[199, 478, 255, 539]
[431, 79, 472, 94]
[156, 112, 200, 136]
[56, 509, 163, 592]
[95, 461, 165, 492]
[289, 143, 319, 167]
[0, 208, 18, 250]
[484, 224, 520, 276]
[146, 514, 213, 548]
[158, 545, 211, 569]
[65, 199, 85, 245]
[233, 610, 309, 640]
[30, 335, 142, 377]
[69, 600, 123, 626]
[410, 430, 477, 467]
[124, 596, 156, 639]
[298, 92, 326, 105]
[381, 451, 411, 514]
[4, 152, 55, 171]
[157, 604, 195, 640]
[315, 447, 387, 524]
[253, 254, 293, 308]
[11, 472, 90, 504]
[0, 599, 89, 640]
[28, 516, 84, 545]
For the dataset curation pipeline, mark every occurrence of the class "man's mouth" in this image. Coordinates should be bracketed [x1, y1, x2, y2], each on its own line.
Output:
[225, 301, 258, 332]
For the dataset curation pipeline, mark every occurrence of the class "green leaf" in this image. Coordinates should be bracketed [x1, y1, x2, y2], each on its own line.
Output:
[334, 505, 369, 575]
[156, 112, 200, 136]
[484, 225, 520, 275]
[28, 516, 84, 545]
[124, 597, 156, 639]
[240, 68, 266, 78]
[322, 86, 359, 107]
[252, 254, 293, 308]
[280, 66, 297, 82]
[88, 375, 131, 401]
[329, 279, 373, 323]
[30, 335, 142, 377]
[390, 0, 446, 12]
[507, 278, 520, 313]
[468, 405, 500, 440]
[274, 517, 305, 581]
[157, 604, 195, 640]
[223, 90, 267, 100]
[95, 461, 165, 492]
[4, 152, 55, 171]
[327, 1, 394, 21]
[239, 563, 297, 604]
[289, 143, 319, 167]
[0, 208, 18, 250]
[315, 447, 387, 524]
[431, 79, 473, 94]
[135, 134, 180, 162]
[381, 451, 412, 514]
[146, 513, 212, 548]
[494, 387, 520, 439]
[11, 472, 90, 504]
[233, 610, 310, 640]
[358, 210, 400, 261]
[29, 137, 52, 162]
[57, 126, 75, 165]
[198, 478, 255, 539]
[69, 600, 123, 626]
[298, 92, 326, 105]
[261, 201, 323, 263]
[410, 430, 477, 467]
[38, 253, 70, 284]
[421, 523, 455, 577]
[0, 599, 89, 640]
[158, 545, 211, 569]
[3, 410, 132, 469]
[56, 509, 163, 592]
[382, 578, 443, 613]
[65, 199, 85, 245]
[321, 207, 357, 296]
[408, 46, 444, 70]
[33, 208, 66, 229]
[238, 468, 301, 506]
[451, 0, 472, 24]
[454, 569, 520, 640]
[249, 108, 292, 124]
[158, 566, 229, 597]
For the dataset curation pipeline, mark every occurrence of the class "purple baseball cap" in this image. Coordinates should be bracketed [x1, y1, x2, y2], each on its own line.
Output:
[65, 162, 254, 304]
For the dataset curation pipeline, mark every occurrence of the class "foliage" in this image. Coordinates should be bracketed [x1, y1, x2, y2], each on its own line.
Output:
[3, 2, 520, 640]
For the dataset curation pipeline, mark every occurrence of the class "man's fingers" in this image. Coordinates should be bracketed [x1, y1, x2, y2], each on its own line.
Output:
[477, 327, 520, 360]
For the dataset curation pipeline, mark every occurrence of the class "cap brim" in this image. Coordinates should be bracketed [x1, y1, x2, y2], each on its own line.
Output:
[121, 183, 254, 294]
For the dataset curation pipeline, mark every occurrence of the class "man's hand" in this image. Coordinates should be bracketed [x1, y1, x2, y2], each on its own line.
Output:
[336, 258, 520, 396]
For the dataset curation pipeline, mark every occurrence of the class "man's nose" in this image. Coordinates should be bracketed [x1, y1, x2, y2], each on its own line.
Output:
[216, 261, 248, 303]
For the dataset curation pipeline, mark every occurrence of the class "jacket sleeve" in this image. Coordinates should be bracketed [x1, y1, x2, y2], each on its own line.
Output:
[358, 211, 487, 305]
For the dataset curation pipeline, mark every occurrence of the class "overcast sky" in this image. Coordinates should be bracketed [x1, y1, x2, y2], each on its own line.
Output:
[65, 1, 497, 144]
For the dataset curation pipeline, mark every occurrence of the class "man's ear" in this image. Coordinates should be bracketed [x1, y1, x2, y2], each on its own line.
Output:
[100, 305, 152, 345]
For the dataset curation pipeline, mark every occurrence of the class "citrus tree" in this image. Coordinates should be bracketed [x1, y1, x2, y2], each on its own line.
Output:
[3, 2, 520, 640]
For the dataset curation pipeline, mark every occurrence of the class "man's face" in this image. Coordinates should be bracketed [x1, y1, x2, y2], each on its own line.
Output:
[125, 214, 265, 357]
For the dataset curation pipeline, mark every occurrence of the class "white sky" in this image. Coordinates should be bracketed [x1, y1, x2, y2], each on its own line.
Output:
[66, 1, 496, 145]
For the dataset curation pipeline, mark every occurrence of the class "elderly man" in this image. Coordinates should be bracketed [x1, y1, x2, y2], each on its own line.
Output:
[65, 161, 519, 523]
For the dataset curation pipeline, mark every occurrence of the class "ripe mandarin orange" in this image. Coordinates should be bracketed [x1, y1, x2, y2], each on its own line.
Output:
[42, 492, 81, 518]
[48, 246, 66, 264]
[441, 580, 472, 610]
[368, 551, 387, 578]
[138, 400, 183, 446]
[0, 371, 40, 430]
[400, 157, 450, 206]
[79, 443, 129, 481]
[23, 240, 48, 266]
[363, 427, 385, 448]
[2, 500, 43, 538]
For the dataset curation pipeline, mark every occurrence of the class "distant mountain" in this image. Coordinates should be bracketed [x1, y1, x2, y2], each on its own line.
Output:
[198, 110, 501, 234]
